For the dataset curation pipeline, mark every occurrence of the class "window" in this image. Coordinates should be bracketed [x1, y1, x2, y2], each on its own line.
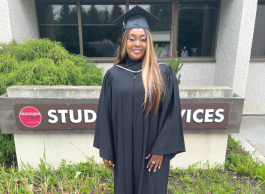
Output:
[81, 3, 125, 57]
[178, 0, 219, 57]
[37, 1, 80, 54]
[251, 1, 265, 57]
[36, 0, 219, 58]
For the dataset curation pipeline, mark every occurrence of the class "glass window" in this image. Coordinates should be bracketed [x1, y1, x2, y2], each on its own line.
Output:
[129, 2, 173, 57]
[36, 0, 220, 58]
[36, 1, 80, 54]
[251, 1, 265, 57]
[80, 3, 126, 57]
[178, 0, 218, 57]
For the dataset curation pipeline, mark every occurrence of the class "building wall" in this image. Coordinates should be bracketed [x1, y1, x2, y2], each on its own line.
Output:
[172, 62, 215, 86]
[14, 132, 228, 170]
[243, 62, 265, 115]
[98, 62, 215, 86]
[214, 0, 258, 98]
[0, 0, 39, 43]
[0, 0, 12, 42]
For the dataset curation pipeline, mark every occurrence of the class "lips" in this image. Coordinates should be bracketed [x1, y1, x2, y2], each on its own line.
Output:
[132, 49, 142, 54]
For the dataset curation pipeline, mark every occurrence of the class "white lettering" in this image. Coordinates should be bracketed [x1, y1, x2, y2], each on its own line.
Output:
[214, 109, 224, 123]
[84, 110, 97, 123]
[57, 110, 68, 123]
[181, 109, 186, 118]
[186, 109, 191, 123]
[20, 111, 40, 116]
[69, 109, 82, 124]
[204, 109, 214, 123]
[48, 109, 58, 124]
[193, 109, 204, 123]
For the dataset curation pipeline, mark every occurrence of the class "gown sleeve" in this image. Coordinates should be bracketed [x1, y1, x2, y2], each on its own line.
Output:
[93, 70, 115, 162]
[149, 65, 185, 160]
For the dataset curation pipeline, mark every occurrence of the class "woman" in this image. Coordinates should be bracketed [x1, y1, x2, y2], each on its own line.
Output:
[93, 6, 185, 194]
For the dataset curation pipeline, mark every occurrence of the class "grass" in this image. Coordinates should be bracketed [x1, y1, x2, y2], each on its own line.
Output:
[168, 135, 265, 193]
[0, 135, 264, 193]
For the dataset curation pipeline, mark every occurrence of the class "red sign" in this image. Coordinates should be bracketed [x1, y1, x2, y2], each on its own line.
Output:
[19, 106, 42, 127]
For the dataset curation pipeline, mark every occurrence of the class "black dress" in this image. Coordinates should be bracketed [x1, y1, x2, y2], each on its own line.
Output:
[93, 56, 185, 194]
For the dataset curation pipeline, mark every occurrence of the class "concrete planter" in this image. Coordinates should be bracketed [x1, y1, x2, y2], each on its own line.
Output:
[0, 85, 244, 169]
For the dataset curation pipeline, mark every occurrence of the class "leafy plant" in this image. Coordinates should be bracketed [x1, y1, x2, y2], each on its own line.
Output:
[164, 57, 183, 84]
[256, 164, 265, 187]
[0, 38, 103, 165]
[0, 135, 265, 193]
[0, 134, 15, 163]
[154, 43, 183, 84]
[227, 152, 258, 176]
[0, 39, 103, 95]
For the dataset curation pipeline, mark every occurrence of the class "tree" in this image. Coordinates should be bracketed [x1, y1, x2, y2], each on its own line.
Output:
[55, 5, 79, 54]
[108, 5, 124, 49]
[150, 4, 172, 31]
[57, 5, 77, 24]
[110, 5, 124, 22]
[88, 5, 101, 24]
[178, 4, 204, 49]
[102, 6, 110, 24]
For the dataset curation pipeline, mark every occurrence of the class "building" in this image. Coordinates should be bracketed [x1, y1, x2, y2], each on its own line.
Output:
[0, 0, 265, 115]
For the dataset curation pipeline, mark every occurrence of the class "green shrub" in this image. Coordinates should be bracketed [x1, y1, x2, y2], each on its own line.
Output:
[0, 38, 103, 164]
[227, 151, 259, 177]
[154, 43, 183, 84]
[0, 38, 103, 95]
[0, 134, 15, 164]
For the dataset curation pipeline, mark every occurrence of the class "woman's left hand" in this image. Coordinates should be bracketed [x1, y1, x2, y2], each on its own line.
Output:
[146, 154, 163, 172]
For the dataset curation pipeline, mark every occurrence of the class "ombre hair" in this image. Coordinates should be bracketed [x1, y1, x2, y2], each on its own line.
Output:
[114, 29, 166, 118]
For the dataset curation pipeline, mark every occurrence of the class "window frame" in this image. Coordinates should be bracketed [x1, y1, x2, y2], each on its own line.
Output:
[250, 0, 265, 61]
[35, 0, 221, 62]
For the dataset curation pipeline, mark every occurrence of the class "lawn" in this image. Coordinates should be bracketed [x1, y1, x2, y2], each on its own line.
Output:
[0, 135, 264, 193]
[168, 135, 265, 193]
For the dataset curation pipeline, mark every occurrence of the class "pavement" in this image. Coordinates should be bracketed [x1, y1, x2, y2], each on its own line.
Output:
[232, 116, 265, 164]
[231, 116, 265, 164]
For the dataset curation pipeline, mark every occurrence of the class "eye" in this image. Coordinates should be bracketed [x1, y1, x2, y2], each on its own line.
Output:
[129, 37, 135, 41]
[140, 37, 147, 41]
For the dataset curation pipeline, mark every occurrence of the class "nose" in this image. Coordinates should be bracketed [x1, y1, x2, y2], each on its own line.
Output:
[135, 39, 140, 47]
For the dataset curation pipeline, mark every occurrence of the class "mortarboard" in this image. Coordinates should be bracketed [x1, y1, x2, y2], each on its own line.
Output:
[111, 5, 161, 60]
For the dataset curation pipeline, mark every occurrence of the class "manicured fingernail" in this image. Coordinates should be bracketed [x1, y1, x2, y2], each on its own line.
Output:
[149, 169, 150, 172]
[146, 166, 148, 168]
[113, 164, 115, 167]
[159, 167, 160, 169]
[154, 170, 156, 172]
[146, 157, 147, 159]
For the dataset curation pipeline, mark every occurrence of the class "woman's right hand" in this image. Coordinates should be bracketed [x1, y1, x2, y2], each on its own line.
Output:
[103, 159, 114, 170]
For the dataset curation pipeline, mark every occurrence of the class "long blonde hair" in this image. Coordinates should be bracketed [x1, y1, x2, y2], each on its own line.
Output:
[114, 29, 166, 118]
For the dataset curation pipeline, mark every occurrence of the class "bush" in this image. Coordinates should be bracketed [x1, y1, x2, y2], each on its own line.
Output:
[154, 43, 183, 84]
[0, 38, 104, 164]
[0, 38, 103, 95]
[0, 134, 15, 164]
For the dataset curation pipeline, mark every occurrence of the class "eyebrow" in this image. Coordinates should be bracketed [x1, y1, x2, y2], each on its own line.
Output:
[129, 34, 146, 36]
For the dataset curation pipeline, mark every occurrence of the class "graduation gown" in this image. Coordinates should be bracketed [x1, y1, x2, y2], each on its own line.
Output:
[93, 57, 185, 194]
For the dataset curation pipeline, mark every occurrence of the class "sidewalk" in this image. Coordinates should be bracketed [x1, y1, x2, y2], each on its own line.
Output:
[231, 116, 265, 164]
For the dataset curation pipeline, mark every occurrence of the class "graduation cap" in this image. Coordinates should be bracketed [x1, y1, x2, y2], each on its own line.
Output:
[111, 5, 161, 60]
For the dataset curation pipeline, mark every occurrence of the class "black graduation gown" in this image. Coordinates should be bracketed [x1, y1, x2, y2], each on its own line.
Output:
[93, 57, 185, 194]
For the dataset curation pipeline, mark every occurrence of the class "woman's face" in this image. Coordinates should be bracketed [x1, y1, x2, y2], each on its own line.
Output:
[126, 28, 147, 61]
